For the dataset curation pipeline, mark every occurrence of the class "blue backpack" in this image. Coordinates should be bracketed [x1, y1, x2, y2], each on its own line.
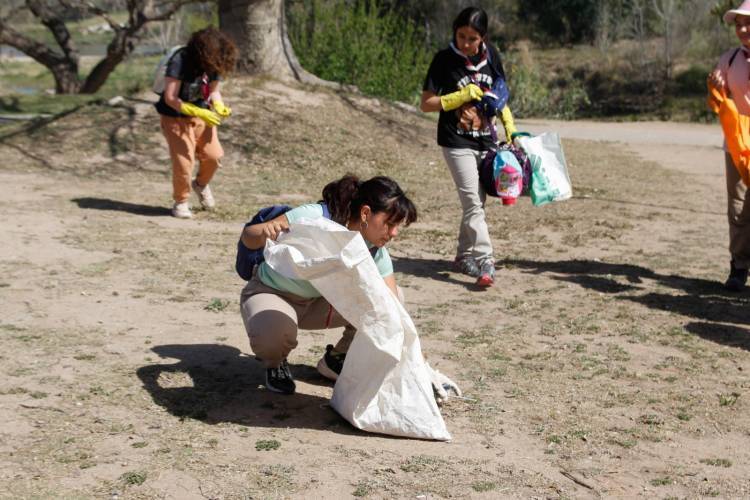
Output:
[235, 203, 330, 280]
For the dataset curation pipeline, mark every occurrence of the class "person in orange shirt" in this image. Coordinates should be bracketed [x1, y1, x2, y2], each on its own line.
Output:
[708, 1, 750, 291]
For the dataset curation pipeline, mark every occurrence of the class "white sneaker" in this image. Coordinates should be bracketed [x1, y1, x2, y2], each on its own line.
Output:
[172, 201, 193, 219]
[192, 180, 215, 209]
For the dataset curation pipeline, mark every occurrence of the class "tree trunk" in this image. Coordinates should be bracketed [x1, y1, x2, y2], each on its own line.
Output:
[218, 0, 295, 78]
[80, 31, 132, 94]
[50, 63, 82, 93]
[218, 0, 333, 86]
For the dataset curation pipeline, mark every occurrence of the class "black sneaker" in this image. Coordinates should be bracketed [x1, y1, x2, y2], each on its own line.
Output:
[724, 260, 748, 292]
[316, 344, 345, 381]
[265, 359, 296, 394]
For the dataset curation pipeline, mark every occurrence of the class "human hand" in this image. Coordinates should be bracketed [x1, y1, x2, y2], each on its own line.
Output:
[212, 100, 232, 118]
[262, 219, 288, 242]
[180, 102, 222, 127]
[425, 362, 462, 404]
[441, 83, 484, 111]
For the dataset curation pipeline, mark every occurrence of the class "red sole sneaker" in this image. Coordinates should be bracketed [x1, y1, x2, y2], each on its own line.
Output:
[476, 274, 494, 287]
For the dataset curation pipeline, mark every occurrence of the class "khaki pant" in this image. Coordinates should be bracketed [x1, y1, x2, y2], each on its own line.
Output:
[726, 153, 750, 269]
[160, 115, 223, 203]
[442, 147, 493, 261]
[240, 272, 403, 368]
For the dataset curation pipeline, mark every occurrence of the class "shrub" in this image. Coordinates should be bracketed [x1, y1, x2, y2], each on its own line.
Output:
[505, 51, 590, 119]
[287, 0, 430, 104]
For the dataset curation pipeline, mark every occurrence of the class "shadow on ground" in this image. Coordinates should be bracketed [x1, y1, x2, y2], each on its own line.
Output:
[392, 256, 492, 291]
[684, 321, 750, 351]
[73, 197, 171, 216]
[136, 344, 364, 435]
[504, 258, 750, 342]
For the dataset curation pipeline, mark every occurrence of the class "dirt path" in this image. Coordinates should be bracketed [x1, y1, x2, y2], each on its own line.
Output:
[1, 87, 748, 499]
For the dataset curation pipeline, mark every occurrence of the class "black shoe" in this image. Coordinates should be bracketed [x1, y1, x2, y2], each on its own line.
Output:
[724, 260, 748, 292]
[265, 359, 295, 394]
[316, 344, 345, 381]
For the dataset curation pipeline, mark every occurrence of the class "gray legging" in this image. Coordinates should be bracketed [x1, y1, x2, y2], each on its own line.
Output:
[442, 147, 494, 262]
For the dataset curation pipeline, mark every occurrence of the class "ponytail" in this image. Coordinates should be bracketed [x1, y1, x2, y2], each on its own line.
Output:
[321, 174, 362, 225]
[321, 174, 417, 227]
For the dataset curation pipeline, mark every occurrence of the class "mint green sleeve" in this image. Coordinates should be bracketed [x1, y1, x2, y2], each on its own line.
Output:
[284, 203, 324, 224]
[374, 247, 394, 277]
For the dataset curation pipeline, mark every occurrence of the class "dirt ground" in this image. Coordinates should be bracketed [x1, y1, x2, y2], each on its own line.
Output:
[0, 79, 748, 499]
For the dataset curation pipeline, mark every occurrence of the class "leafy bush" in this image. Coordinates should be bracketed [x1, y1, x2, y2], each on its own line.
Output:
[505, 51, 590, 119]
[287, 0, 430, 103]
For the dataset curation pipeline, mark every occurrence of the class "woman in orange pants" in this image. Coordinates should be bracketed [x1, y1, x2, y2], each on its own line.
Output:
[155, 27, 238, 218]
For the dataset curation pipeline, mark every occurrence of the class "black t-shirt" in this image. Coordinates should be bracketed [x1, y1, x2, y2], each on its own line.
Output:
[423, 43, 506, 150]
[155, 48, 219, 117]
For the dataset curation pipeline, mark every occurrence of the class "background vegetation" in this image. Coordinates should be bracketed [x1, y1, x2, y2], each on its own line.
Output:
[286, 0, 736, 120]
[0, 0, 741, 121]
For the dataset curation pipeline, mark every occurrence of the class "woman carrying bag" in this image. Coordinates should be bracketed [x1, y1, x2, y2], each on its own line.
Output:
[420, 6, 518, 287]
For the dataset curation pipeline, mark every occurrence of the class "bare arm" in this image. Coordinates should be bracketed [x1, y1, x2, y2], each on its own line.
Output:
[240, 214, 290, 250]
[163, 77, 183, 113]
[208, 80, 223, 104]
[420, 90, 443, 113]
[383, 273, 398, 297]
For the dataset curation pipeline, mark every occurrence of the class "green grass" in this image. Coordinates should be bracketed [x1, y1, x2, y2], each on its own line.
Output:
[650, 476, 673, 486]
[718, 392, 740, 407]
[204, 298, 230, 313]
[120, 471, 147, 486]
[0, 55, 159, 115]
[700, 458, 732, 467]
[255, 439, 281, 451]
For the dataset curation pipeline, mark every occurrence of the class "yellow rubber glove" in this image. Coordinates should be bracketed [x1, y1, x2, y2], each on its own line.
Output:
[180, 102, 221, 127]
[500, 105, 517, 142]
[212, 100, 232, 118]
[440, 84, 484, 111]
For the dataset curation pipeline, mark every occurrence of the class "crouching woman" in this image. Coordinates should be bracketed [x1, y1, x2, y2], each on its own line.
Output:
[239, 175, 417, 394]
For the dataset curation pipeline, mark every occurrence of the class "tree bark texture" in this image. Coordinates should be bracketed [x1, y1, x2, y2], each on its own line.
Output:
[218, 0, 295, 79]
[218, 0, 336, 87]
[0, 0, 191, 94]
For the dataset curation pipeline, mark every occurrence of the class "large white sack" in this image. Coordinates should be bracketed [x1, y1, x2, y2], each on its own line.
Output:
[264, 218, 451, 441]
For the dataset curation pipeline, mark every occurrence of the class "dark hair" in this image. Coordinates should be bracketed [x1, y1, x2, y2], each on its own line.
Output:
[452, 7, 488, 38]
[321, 174, 417, 227]
[186, 27, 238, 77]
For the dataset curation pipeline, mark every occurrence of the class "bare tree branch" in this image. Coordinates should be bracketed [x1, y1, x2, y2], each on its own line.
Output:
[0, 18, 66, 68]
[58, 0, 120, 30]
[26, 0, 78, 63]
[144, 0, 197, 23]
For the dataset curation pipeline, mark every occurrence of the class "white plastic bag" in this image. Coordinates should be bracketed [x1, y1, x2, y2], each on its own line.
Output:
[264, 218, 451, 441]
[515, 132, 573, 206]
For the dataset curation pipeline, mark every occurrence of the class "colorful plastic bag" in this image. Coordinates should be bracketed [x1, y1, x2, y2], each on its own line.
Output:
[478, 147, 524, 205]
[515, 132, 573, 206]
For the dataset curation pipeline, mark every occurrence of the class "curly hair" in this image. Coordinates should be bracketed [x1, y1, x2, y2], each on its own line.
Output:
[186, 27, 238, 77]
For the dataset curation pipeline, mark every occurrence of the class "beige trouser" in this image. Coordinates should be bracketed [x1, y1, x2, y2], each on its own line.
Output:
[442, 147, 493, 261]
[726, 153, 750, 269]
[240, 272, 404, 368]
[160, 115, 223, 203]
